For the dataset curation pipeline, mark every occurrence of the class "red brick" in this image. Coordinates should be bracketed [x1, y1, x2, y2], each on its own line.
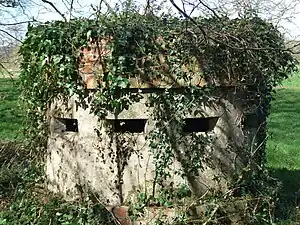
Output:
[111, 206, 131, 225]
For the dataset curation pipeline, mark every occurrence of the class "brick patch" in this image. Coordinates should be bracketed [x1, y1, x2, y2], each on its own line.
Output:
[111, 206, 131, 225]
[78, 37, 111, 89]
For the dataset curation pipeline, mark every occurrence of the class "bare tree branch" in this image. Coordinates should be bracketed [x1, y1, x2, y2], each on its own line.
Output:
[0, 29, 22, 42]
[197, 0, 221, 19]
[69, 0, 74, 20]
[0, 62, 15, 80]
[41, 0, 67, 21]
[187, 1, 202, 16]
[0, 20, 36, 26]
[101, 0, 117, 16]
[169, 0, 207, 41]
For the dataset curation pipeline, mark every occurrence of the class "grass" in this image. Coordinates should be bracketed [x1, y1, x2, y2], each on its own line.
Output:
[0, 78, 24, 140]
[267, 88, 300, 169]
[280, 73, 300, 87]
[267, 74, 300, 224]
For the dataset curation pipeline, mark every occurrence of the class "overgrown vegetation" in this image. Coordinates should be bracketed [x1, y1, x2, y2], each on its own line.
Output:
[0, 1, 297, 224]
[19, 11, 296, 148]
[0, 141, 117, 224]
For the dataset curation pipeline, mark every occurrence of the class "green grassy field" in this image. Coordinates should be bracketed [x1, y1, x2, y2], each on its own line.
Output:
[280, 74, 300, 87]
[266, 76, 300, 223]
[0, 78, 24, 140]
[267, 87, 300, 169]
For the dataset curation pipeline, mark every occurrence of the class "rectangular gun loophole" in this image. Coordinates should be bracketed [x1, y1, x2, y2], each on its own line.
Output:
[107, 119, 147, 133]
[54, 118, 79, 133]
[183, 117, 219, 133]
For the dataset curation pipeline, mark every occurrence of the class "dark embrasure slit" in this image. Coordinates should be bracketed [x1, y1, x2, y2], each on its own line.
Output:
[54, 118, 78, 132]
[107, 119, 147, 133]
[183, 117, 219, 133]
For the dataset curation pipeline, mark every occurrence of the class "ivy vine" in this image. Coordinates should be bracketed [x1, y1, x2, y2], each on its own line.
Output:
[19, 5, 297, 223]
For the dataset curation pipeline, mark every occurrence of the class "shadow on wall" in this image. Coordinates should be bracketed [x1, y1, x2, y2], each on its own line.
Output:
[271, 168, 300, 221]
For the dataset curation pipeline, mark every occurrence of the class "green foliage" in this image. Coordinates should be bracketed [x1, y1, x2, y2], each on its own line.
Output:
[19, 9, 297, 150]
[0, 196, 115, 225]
[0, 142, 40, 195]
[128, 184, 191, 221]
[147, 89, 214, 191]
[18, 4, 298, 224]
[0, 142, 114, 225]
[193, 17, 297, 87]
[19, 20, 91, 151]
[0, 0, 19, 7]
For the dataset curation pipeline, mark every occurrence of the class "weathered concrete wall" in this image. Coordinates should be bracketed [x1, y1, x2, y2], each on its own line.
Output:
[46, 38, 265, 211]
[46, 89, 262, 206]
